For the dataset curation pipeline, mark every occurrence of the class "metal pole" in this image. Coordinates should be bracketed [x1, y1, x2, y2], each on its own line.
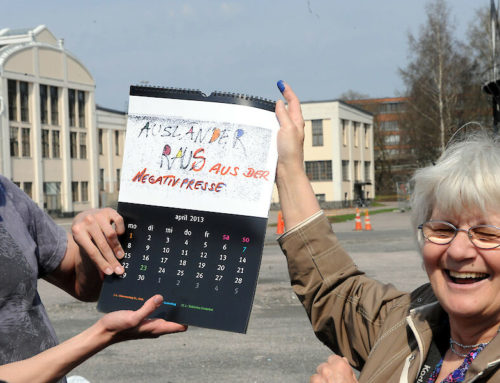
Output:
[494, 96, 499, 135]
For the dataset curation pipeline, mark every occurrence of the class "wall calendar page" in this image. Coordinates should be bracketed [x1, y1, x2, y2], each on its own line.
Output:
[97, 86, 279, 333]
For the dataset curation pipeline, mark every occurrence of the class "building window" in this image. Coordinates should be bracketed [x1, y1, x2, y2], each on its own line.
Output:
[50, 86, 59, 125]
[81, 181, 89, 202]
[79, 132, 87, 159]
[69, 88, 86, 128]
[68, 89, 76, 126]
[43, 182, 61, 212]
[23, 182, 32, 198]
[99, 169, 104, 191]
[115, 131, 120, 155]
[8, 80, 17, 121]
[364, 161, 371, 182]
[70, 132, 77, 158]
[364, 124, 370, 148]
[116, 169, 121, 190]
[52, 130, 60, 158]
[72, 181, 79, 202]
[40, 85, 48, 124]
[354, 161, 360, 181]
[384, 134, 400, 145]
[341, 119, 347, 146]
[305, 161, 332, 181]
[354, 123, 359, 147]
[42, 129, 50, 158]
[10, 127, 19, 157]
[21, 128, 30, 157]
[78, 91, 86, 128]
[98, 129, 103, 155]
[380, 102, 402, 114]
[311, 119, 323, 147]
[315, 194, 326, 202]
[379, 120, 399, 131]
[19, 81, 29, 122]
[342, 160, 349, 181]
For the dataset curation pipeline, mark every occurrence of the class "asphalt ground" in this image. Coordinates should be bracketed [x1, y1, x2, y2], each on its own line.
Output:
[39, 205, 429, 382]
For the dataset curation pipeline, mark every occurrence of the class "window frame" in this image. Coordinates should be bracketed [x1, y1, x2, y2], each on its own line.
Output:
[305, 160, 333, 182]
[311, 119, 324, 147]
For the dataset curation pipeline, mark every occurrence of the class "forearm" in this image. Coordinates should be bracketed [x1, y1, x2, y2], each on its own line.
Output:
[73, 237, 104, 301]
[0, 322, 110, 383]
[276, 165, 321, 231]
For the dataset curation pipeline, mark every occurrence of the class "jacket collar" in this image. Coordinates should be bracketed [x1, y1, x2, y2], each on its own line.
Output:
[407, 302, 500, 380]
[407, 302, 449, 373]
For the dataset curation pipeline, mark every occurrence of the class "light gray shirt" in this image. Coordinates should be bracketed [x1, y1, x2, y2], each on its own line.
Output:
[0, 175, 67, 381]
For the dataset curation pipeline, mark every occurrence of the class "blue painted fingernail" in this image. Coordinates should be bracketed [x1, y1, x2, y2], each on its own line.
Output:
[277, 80, 285, 93]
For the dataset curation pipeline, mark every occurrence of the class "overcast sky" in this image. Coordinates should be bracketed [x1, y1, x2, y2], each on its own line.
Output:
[0, 0, 486, 111]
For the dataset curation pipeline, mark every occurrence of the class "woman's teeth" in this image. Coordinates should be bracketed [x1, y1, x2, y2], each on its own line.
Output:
[447, 270, 489, 284]
[449, 271, 488, 279]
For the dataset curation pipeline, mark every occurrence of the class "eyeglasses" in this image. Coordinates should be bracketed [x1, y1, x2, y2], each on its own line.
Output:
[418, 220, 500, 249]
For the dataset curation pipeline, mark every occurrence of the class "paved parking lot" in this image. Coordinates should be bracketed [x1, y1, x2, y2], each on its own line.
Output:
[41, 207, 428, 382]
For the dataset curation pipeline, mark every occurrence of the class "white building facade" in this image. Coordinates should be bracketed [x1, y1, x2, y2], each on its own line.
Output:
[272, 100, 374, 208]
[0, 25, 126, 215]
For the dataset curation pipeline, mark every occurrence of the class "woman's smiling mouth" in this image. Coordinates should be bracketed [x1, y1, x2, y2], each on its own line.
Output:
[446, 270, 490, 284]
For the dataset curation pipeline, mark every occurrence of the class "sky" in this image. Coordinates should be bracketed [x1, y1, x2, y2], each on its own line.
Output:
[0, 0, 487, 111]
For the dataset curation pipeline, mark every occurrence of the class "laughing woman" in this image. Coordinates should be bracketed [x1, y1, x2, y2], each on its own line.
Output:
[275, 81, 500, 382]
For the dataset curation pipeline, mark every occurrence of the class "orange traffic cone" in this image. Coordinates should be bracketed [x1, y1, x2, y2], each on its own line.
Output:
[354, 208, 363, 231]
[276, 210, 285, 235]
[364, 209, 372, 231]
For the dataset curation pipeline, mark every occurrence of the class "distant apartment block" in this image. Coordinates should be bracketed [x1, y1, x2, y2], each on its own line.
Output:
[346, 97, 411, 194]
[272, 100, 374, 208]
[0, 25, 126, 215]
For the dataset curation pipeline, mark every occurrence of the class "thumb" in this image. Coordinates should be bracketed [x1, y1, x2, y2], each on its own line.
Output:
[131, 294, 163, 323]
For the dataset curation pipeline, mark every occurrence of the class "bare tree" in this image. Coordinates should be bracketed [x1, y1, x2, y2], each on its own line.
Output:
[399, 0, 477, 166]
[338, 90, 370, 101]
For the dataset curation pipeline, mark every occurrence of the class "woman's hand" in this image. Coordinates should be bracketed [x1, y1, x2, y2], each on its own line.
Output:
[310, 355, 358, 383]
[71, 208, 125, 275]
[97, 294, 187, 344]
[275, 81, 305, 179]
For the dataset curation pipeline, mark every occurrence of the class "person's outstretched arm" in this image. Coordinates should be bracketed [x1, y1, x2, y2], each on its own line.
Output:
[0, 294, 187, 383]
[274, 81, 321, 230]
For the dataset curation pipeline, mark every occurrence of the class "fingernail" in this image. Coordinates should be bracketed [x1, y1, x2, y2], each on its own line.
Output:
[115, 266, 124, 274]
[154, 295, 163, 305]
[116, 250, 124, 259]
[104, 267, 113, 275]
[277, 80, 285, 93]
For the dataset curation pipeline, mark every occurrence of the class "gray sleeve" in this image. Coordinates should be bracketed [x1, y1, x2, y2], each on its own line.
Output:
[1, 177, 67, 276]
[31, 203, 68, 277]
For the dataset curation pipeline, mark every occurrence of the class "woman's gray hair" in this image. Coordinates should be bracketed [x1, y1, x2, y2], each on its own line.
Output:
[410, 131, 500, 245]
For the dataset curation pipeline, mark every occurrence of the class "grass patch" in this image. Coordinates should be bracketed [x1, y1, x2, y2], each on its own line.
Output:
[374, 194, 398, 202]
[327, 208, 397, 223]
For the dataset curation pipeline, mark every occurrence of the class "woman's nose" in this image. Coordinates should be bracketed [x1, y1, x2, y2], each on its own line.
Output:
[446, 229, 477, 260]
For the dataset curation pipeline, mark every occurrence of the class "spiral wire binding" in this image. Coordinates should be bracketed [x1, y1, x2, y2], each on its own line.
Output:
[130, 85, 276, 112]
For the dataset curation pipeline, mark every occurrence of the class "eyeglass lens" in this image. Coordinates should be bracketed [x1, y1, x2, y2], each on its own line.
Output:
[421, 221, 500, 249]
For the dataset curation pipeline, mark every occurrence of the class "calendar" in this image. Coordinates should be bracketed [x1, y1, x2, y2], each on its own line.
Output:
[97, 86, 279, 333]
